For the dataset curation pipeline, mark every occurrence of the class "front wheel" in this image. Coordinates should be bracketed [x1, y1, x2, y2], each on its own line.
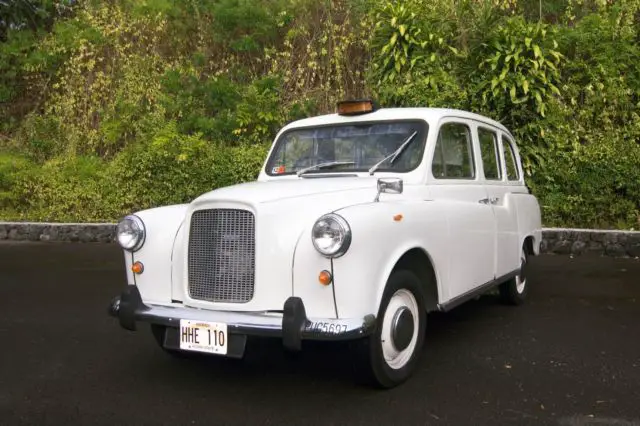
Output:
[499, 246, 529, 305]
[351, 270, 426, 388]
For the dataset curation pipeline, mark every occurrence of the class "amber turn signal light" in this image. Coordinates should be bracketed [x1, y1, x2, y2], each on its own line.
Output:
[131, 261, 144, 274]
[319, 270, 332, 286]
[393, 214, 403, 222]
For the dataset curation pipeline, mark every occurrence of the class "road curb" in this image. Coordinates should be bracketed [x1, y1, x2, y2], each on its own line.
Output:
[1, 222, 639, 258]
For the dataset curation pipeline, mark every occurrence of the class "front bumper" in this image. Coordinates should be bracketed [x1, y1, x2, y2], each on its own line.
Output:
[108, 286, 376, 353]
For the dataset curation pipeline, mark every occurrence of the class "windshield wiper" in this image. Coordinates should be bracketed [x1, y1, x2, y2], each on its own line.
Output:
[296, 161, 356, 177]
[368, 131, 418, 175]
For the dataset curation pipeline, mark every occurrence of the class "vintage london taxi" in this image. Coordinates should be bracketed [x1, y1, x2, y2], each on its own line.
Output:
[108, 100, 542, 388]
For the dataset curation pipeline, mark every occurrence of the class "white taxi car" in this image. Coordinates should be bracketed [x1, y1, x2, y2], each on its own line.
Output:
[108, 100, 542, 388]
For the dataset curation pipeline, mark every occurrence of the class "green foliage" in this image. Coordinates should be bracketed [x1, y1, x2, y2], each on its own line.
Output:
[530, 137, 640, 229]
[106, 122, 220, 213]
[3, 154, 113, 222]
[369, 0, 467, 108]
[0, 0, 638, 228]
[473, 18, 563, 118]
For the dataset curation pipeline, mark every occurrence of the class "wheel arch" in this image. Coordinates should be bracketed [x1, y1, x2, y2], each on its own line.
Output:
[387, 247, 440, 313]
[522, 234, 536, 256]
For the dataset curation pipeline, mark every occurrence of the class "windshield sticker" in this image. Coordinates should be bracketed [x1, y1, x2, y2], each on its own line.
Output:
[272, 165, 286, 174]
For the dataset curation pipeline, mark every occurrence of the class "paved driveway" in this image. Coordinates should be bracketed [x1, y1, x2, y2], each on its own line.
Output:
[0, 242, 639, 426]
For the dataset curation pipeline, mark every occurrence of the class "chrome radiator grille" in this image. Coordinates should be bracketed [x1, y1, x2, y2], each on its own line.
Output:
[187, 208, 255, 303]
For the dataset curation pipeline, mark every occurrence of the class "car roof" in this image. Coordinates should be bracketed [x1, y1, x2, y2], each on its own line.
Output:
[280, 107, 513, 139]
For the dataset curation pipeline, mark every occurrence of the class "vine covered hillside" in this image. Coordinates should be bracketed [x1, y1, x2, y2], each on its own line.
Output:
[0, 0, 639, 229]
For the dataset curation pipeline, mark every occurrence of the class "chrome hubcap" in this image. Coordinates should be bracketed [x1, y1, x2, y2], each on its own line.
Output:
[381, 289, 419, 370]
[516, 250, 527, 294]
[391, 306, 414, 352]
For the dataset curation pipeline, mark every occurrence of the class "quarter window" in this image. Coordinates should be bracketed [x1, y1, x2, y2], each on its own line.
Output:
[478, 128, 501, 180]
[432, 123, 475, 179]
[502, 137, 520, 181]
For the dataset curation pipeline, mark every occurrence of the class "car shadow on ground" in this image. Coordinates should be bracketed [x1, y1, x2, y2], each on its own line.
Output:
[122, 293, 511, 390]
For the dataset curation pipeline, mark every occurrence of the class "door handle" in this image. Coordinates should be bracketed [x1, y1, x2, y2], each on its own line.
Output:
[479, 197, 499, 205]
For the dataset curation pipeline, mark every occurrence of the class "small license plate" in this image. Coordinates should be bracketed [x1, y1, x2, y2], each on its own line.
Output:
[179, 319, 228, 355]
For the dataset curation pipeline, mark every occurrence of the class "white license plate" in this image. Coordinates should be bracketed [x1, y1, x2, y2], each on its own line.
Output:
[179, 319, 228, 355]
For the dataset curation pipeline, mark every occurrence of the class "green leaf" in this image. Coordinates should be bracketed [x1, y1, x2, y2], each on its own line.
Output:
[510, 85, 516, 99]
[533, 45, 541, 58]
[525, 37, 532, 48]
[522, 79, 529, 94]
[399, 25, 406, 36]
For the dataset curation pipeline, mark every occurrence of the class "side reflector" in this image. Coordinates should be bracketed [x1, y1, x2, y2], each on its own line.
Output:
[319, 270, 332, 286]
[131, 261, 144, 274]
[393, 214, 403, 222]
[337, 99, 375, 116]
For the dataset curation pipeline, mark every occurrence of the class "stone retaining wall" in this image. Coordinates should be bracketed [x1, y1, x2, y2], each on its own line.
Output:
[540, 228, 640, 258]
[1, 222, 639, 258]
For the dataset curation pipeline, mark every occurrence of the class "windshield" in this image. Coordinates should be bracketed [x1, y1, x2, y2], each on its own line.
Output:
[265, 120, 428, 176]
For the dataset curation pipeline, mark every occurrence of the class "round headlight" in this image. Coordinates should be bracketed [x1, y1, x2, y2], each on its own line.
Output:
[312, 213, 351, 258]
[116, 215, 145, 252]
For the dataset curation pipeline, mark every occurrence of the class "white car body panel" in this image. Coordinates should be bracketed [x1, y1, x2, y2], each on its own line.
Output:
[116, 106, 542, 334]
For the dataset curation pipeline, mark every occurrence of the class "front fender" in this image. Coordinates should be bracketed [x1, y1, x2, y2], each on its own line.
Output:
[331, 201, 449, 319]
[128, 204, 188, 304]
[291, 223, 336, 318]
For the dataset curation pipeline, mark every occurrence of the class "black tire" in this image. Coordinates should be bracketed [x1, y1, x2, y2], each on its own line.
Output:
[351, 270, 427, 389]
[499, 246, 529, 305]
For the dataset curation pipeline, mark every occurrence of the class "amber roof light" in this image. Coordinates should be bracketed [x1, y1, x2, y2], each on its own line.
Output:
[337, 99, 376, 116]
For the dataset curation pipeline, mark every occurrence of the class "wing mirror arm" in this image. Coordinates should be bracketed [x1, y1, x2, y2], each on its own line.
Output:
[374, 178, 403, 202]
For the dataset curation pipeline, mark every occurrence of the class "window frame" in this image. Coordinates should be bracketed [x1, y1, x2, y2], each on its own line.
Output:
[430, 120, 477, 181]
[499, 134, 522, 183]
[477, 125, 503, 182]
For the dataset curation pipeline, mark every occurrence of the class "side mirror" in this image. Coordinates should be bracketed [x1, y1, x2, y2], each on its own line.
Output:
[374, 177, 403, 202]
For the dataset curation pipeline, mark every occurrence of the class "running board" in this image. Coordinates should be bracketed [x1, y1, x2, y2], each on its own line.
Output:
[437, 269, 520, 312]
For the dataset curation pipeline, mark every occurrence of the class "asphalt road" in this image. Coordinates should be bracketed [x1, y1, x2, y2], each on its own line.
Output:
[1, 242, 639, 426]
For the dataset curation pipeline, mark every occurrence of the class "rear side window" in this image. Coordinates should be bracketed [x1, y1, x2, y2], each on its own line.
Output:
[478, 128, 501, 180]
[432, 123, 475, 179]
[502, 136, 520, 181]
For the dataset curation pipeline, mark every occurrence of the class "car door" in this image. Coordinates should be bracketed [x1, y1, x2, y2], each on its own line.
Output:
[478, 127, 522, 278]
[426, 119, 497, 300]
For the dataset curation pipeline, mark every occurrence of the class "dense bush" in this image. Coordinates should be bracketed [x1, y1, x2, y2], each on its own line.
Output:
[0, 0, 638, 229]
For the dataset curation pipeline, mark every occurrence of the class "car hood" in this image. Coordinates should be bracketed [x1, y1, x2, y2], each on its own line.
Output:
[192, 176, 382, 208]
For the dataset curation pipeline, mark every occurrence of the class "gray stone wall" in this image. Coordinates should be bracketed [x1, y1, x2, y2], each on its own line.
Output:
[1, 222, 639, 258]
[540, 228, 640, 258]
[0, 222, 116, 243]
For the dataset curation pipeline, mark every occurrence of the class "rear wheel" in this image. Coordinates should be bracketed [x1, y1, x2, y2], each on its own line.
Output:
[499, 246, 529, 305]
[351, 270, 426, 388]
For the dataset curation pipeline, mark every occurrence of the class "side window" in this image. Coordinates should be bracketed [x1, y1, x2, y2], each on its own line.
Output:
[478, 128, 501, 180]
[502, 136, 520, 181]
[432, 122, 475, 179]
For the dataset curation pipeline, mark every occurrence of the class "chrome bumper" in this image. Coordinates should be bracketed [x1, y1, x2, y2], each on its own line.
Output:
[108, 286, 376, 351]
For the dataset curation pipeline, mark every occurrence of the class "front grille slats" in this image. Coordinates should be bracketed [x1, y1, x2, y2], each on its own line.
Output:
[188, 209, 255, 303]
